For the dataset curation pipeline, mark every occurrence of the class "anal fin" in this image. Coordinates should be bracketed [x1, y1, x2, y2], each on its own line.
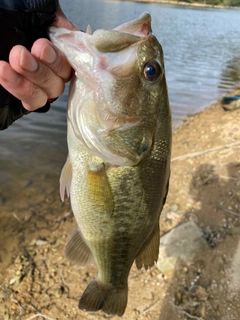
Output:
[65, 228, 94, 266]
[135, 224, 160, 270]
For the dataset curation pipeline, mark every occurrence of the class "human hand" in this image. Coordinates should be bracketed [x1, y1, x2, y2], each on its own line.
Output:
[0, 1, 77, 130]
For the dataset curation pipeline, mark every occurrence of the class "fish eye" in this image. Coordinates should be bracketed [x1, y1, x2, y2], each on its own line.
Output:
[143, 60, 162, 82]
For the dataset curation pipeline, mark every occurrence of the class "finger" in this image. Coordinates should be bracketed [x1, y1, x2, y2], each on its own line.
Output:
[31, 38, 73, 82]
[0, 61, 48, 111]
[9, 45, 65, 99]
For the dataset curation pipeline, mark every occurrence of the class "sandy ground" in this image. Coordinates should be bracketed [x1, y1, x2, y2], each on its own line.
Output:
[1, 89, 240, 320]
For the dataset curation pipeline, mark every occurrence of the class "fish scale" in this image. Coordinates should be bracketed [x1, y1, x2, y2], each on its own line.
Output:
[49, 12, 171, 317]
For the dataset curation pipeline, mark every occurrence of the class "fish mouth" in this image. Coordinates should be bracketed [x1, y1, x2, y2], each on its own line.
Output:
[114, 12, 152, 37]
[91, 12, 152, 54]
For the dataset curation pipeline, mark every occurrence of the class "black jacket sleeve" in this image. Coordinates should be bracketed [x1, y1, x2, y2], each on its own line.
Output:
[0, 0, 59, 130]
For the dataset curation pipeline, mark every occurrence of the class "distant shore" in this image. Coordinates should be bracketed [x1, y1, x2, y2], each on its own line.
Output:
[126, 0, 240, 9]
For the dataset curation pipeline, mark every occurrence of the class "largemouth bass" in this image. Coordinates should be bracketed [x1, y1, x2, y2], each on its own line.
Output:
[49, 12, 171, 317]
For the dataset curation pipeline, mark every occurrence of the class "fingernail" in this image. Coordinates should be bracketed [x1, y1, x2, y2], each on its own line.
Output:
[20, 49, 38, 72]
[41, 45, 57, 64]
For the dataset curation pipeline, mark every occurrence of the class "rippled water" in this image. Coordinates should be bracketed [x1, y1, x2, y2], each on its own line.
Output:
[2, 1, 240, 139]
[1, 1, 240, 158]
[61, 0, 240, 121]
[1, 1, 240, 262]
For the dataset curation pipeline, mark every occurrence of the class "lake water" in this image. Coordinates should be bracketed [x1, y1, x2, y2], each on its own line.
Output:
[1, 1, 240, 146]
[2, 1, 240, 141]
[61, 0, 240, 121]
[0, 1, 240, 262]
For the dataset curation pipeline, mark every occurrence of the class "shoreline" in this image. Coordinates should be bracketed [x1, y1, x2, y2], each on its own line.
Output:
[175, 89, 240, 133]
[125, 0, 240, 9]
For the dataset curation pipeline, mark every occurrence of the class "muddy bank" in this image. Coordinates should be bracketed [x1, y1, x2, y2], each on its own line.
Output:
[1, 90, 240, 319]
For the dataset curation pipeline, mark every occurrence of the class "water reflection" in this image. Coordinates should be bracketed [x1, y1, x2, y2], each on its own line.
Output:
[219, 56, 240, 89]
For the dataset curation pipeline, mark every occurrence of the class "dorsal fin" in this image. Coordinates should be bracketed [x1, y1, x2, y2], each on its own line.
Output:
[86, 24, 92, 35]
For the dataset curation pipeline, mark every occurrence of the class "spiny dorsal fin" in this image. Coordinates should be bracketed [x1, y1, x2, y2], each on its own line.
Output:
[86, 24, 92, 34]
[65, 228, 94, 266]
[59, 156, 72, 202]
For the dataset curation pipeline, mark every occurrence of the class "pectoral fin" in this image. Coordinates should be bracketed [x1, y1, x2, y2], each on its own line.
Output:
[65, 228, 94, 266]
[85, 163, 114, 215]
[59, 156, 72, 202]
[135, 225, 160, 270]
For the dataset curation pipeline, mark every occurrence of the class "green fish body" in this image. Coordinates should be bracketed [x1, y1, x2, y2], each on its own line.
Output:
[49, 12, 171, 317]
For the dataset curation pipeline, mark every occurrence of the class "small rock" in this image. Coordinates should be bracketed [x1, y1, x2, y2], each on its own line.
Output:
[174, 285, 187, 305]
[0, 288, 13, 300]
[189, 285, 208, 301]
[35, 239, 48, 246]
[9, 275, 21, 286]
[15, 270, 21, 276]
[229, 227, 240, 235]
[222, 96, 240, 111]
[160, 203, 183, 234]
[229, 240, 240, 289]
[157, 220, 209, 273]
[29, 239, 37, 246]
[54, 286, 64, 298]
[143, 291, 153, 300]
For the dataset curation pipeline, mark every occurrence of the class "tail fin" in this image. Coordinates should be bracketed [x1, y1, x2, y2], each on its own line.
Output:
[79, 279, 128, 316]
